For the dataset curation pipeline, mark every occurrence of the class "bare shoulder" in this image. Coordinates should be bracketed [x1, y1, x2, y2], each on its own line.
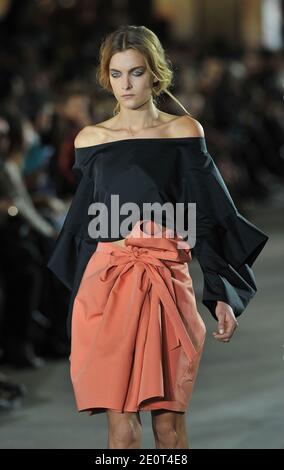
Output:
[170, 115, 205, 138]
[74, 116, 119, 147]
[74, 124, 107, 148]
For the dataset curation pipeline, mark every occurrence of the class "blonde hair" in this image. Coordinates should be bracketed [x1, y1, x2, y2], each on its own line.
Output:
[96, 25, 191, 116]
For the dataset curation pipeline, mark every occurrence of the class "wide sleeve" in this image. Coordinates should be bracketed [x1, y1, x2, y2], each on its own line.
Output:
[46, 148, 98, 291]
[181, 139, 269, 321]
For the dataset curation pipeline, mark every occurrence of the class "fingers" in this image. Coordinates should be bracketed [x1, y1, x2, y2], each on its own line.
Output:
[217, 320, 225, 335]
[213, 319, 238, 342]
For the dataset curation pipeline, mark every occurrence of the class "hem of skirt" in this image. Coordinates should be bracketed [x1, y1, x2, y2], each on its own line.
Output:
[77, 401, 188, 416]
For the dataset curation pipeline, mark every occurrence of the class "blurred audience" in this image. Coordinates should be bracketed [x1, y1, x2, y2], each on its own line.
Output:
[0, 108, 70, 373]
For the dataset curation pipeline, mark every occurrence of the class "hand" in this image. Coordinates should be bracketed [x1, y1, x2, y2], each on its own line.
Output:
[213, 301, 239, 343]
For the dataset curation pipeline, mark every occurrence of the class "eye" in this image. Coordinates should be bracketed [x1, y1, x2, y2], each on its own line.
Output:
[110, 70, 144, 78]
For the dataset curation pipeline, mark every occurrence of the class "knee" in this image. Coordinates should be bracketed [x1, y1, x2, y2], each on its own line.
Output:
[109, 421, 142, 449]
[153, 422, 178, 447]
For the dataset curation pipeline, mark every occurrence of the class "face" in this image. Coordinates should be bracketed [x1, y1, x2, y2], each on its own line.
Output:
[109, 49, 155, 109]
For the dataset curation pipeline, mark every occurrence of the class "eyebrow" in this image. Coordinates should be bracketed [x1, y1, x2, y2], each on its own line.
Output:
[109, 66, 145, 72]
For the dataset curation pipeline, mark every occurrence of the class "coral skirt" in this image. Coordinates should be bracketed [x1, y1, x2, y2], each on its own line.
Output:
[69, 220, 206, 415]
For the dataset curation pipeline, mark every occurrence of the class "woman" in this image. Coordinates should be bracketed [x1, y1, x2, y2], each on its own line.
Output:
[47, 26, 268, 449]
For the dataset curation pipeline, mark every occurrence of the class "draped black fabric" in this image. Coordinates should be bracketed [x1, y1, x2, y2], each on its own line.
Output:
[180, 147, 269, 320]
[47, 137, 269, 337]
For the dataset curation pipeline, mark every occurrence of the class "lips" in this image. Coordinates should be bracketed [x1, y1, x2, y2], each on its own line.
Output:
[122, 94, 134, 97]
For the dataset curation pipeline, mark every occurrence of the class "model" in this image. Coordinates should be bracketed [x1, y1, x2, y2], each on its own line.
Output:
[47, 25, 269, 449]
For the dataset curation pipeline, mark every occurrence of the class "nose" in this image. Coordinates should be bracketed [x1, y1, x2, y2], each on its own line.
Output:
[121, 76, 132, 90]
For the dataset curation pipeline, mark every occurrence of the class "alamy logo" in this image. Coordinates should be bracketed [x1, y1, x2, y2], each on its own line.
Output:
[87, 195, 196, 250]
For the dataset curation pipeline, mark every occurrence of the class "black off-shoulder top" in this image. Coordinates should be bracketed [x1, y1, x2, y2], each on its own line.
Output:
[47, 136, 269, 338]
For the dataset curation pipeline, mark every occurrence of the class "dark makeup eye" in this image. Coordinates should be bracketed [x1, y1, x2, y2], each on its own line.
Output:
[110, 69, 144, 78]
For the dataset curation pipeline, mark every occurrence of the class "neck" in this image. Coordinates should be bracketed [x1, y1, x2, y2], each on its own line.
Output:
[116, 98, 161, 135]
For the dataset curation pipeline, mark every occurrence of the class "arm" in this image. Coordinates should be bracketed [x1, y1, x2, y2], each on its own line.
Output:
[180, 118, 269, 342]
